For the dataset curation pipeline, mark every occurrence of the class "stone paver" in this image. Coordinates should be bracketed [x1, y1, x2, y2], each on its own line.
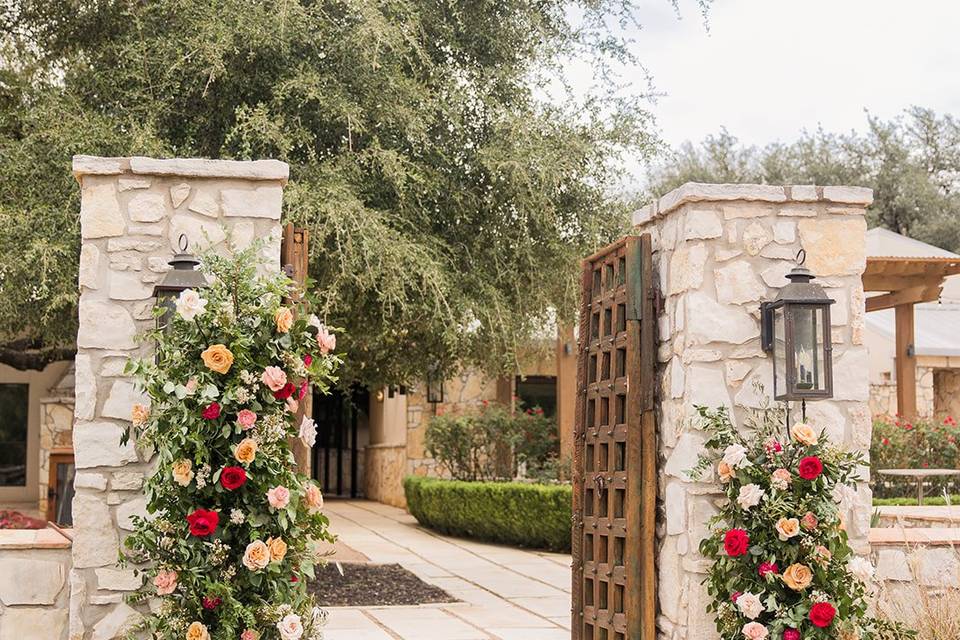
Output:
[322, 500, 572, 640]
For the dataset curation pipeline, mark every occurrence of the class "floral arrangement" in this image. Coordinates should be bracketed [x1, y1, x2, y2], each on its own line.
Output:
[691, 406, 912, 640]
[122, 248, 341, 640]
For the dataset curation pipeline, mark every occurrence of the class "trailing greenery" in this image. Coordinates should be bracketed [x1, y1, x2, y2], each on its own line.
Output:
[871, 416, 960, 498]
[403, 476, 571, 552]
[0, 0, 665, 379]
[648, 108, 960, 254]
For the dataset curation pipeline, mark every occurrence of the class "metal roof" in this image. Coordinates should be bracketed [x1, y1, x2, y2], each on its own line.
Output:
[865, 302, 960, 357]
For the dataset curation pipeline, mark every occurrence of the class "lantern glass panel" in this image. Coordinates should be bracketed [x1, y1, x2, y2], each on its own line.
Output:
[156, 290, 178, 333]
[773, 306, 786, 398]
[790, 305, 828, 395]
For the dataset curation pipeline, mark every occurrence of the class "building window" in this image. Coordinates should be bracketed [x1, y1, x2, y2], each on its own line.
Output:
[0, 384, 28, 487]
[515, 376, 557, 416]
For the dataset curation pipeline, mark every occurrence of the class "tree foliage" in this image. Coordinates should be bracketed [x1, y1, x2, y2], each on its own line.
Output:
[0, 0, 660, 381]
[647, 107, 960, 253]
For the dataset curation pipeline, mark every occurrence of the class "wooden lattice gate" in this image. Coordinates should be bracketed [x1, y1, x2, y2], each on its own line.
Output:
[572, 235, 657, 640]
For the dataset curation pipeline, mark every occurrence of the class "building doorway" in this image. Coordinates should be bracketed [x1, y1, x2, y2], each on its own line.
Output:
[312, 387, 369, 498]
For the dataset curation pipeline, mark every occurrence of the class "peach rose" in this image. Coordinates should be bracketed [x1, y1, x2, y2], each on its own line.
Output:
[718, 461, 734, 483]
[234, 438, 258, 465]
[172, 459, 194, 487]
[186, 622, 210, 640]
[243, 540, 271, 571]
[775, 517, 800, 541]
[801, 511, 819, 531]
[153, 569, 178, 595]
[261, 366, 287, 392]
[241, 631, 259, 640]
[782, 563, 813, 590]
[201, 344, 234, 374]
[814, 545, 833, 565]
[275, 307, 294, 333]
[267, 536, 288, 562]
[791, 422, 819, 446]
[304, 483, 324, 514]
[267, 485, 291, 509]
[131, 403, 150, 427]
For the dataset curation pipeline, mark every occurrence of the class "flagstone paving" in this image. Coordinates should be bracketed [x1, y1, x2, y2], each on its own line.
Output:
[322, 500, 572, 640]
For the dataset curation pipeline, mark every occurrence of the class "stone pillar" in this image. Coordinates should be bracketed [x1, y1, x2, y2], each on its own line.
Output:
[634, 183, 873, 640]
[71, 156, 287, 639]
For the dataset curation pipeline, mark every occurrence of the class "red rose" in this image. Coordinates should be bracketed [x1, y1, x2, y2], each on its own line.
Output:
[809, 602, 836, 628]
[202, 402, 221, 420]
[186, 508, 220, 537]
[723, 528, 750, 557]
[783, 630, 800, 640]
[303, 354, 313, 367]
[220, 466, 247, 491]
[273, 382, 296, 400]
[202, 595, 222, 610]
[798, 456, 824, 480]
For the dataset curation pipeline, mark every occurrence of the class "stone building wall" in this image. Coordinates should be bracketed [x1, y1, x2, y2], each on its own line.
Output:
[633, 183, 874, 640]
[71, 155, 286, 639]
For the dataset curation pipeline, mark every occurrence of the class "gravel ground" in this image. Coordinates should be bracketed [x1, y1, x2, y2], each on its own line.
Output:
[309, 562, 458, 607]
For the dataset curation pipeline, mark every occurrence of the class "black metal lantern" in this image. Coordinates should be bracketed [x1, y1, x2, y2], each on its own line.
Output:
[153, 235, 208, 331]
[761, 251, 835, 401]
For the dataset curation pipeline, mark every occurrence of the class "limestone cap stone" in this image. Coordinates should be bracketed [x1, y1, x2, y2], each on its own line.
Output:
[72, 155, 289, 184]
[632, 182, 874, 226]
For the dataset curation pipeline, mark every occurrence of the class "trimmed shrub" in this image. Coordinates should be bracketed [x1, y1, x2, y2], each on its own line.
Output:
[403, 476, 572, 552]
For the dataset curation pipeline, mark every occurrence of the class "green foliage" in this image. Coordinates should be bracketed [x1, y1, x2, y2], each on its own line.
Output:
[0, 0, 661, 379]
[403, 476, 571, 552]
[424, 401, 560, 481]
[122, 247, 340, 639]
[647, 108, 960, 254]
[872, 495, 960, 507]
[693, 406, 912, 640]
[870, 415, 960, 498]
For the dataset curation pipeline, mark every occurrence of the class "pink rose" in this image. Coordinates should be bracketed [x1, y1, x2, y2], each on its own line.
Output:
[261, 366, 287, 392]
[267, 485, 291, 509]
[304, 483, 324, 513]
[237, 409, 257, 430]
[297, 381, 308, 401]
[185, 377, 198, 394]
[782, 630, 800, 640]
[758, 562, 779, 577]
[317, 326, 336, 355]
[801, 511, 819, 531]
[742, 622, 769, 640]
[154, 569, 178, 595]
[241, 631, 259, 640]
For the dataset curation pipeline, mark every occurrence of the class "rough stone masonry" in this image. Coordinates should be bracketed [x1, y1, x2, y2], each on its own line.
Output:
[69, 156, 287, 639]
[633, 183, 873, 640]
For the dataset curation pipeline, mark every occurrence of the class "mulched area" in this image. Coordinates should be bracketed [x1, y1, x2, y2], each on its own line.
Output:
[309, 562, 458, 607]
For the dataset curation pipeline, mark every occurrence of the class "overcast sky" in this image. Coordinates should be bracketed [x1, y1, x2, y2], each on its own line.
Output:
[604, 0, 960, 179]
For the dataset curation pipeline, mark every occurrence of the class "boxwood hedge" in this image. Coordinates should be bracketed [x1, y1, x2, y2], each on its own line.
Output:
[403, 476, 572, 552]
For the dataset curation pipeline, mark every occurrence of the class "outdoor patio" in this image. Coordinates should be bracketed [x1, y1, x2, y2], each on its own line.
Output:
[322, 500, 571, 640]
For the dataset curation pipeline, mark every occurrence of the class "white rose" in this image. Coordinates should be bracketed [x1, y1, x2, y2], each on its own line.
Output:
[847, 556, 875, 583]
[277, 613, 304, 640]
[307, 314, 322, 330]
[723, 444, 749, 469]
[736, 484, 765, 511]
[735, 592, 764, 620]
[299, 416, 317, 448]
[175, 289, 207, 321]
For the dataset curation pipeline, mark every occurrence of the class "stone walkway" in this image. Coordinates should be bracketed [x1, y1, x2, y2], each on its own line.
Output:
[322, 500, 572, 640]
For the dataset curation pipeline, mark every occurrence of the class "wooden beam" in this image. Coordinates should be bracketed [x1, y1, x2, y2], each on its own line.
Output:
[896, 303, 918, 420]
[865, 285, 941, 312]
[862, 274, 945, 292]
[555, 324, 577, 471]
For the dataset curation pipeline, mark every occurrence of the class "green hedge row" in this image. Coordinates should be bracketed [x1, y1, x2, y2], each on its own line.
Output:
[403, 476, 572, 552]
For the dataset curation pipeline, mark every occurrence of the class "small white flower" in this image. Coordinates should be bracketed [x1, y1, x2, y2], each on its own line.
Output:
[735, 592, 764, 620]
[847, 556, 875, 583]
[299, 416, 317, 448]
[736, 484, 765, 511]
[230, 509, 246, 525]
[175, 289, 207, 321]
[723, 444, 750, 469]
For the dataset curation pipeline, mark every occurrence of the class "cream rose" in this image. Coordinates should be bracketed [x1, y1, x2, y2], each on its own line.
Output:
[172, 459, 194, 487]
[275, 307, 294, 333]
[775, 517, 800, 541]
[201, 343, 234, 374]
[243, 540, 271, 571]
[735, 592, 763, 620]
[848, 556, 875, 583]
[742, 622, 769, 640]
[234, 438, 258, 465]
[722, 443, 749, 468]
[304, 483, 324, 513]
[782, 563, 813, 590]
[267, 537, 288, 562]
[186, 622, 210, 640]
[299, 416, 317, 448]
[277, 614, 304, 640]
[176, 289, 207, 321]
[791, 422, 819, 446]
[736, 484, 765, 511]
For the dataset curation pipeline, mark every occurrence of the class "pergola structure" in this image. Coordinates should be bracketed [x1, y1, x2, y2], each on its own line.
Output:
[863, 256, 960, 418]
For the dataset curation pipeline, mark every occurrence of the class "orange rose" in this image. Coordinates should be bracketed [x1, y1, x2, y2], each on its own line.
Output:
[267, 536, 288, 562]
[718, 461, 734, 483]
[201, 344, 234, 374]
[243, 540, 270, 571]
[782, 563, 813, 590]
[775, 517, 800, 541]
[131, 403, 150, 427]
[234, 438, 258, 465]
[791, 422, 819, 446]
[275, 307, 294, 333]
[186, 622, 210, 640]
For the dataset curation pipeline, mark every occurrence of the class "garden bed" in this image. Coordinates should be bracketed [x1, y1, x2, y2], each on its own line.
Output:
[403, 476, 572, 552]
[308, 562, 456, 607]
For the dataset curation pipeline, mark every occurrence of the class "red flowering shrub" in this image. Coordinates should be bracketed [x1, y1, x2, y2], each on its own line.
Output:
[872, 416, 960, 498]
